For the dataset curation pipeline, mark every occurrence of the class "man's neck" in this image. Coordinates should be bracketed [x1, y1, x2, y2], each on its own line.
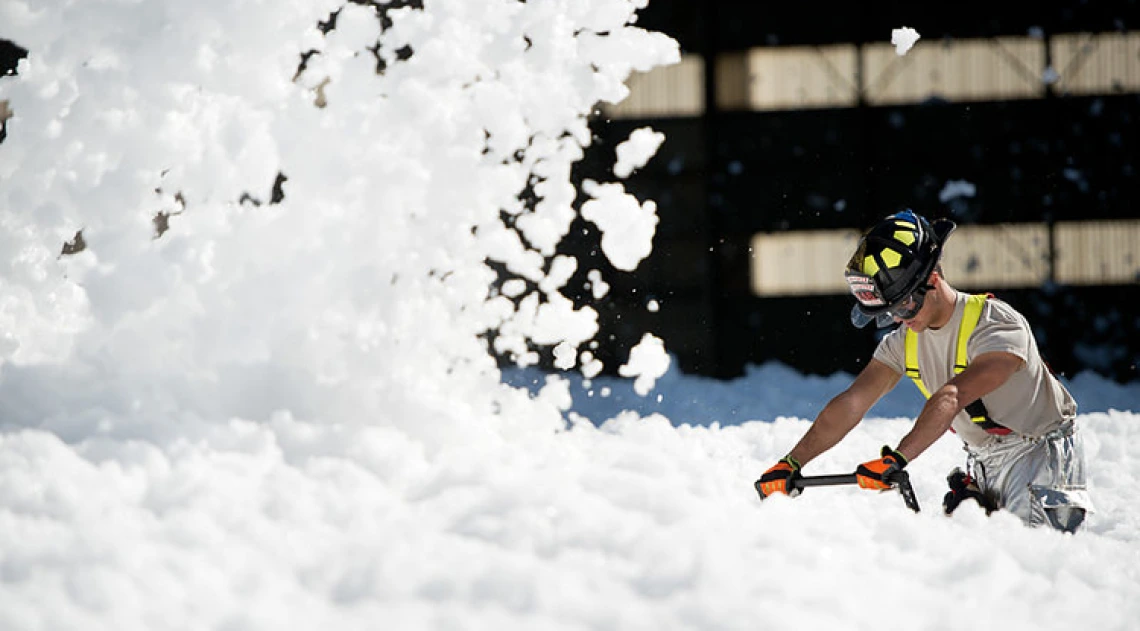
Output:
[927, 288, 959, 330]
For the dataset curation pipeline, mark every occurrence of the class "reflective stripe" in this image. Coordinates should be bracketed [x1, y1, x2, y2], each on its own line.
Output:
[905, 335, 931, 397]
[955, 295, 986, 375]
[904, 294, 1012, 435]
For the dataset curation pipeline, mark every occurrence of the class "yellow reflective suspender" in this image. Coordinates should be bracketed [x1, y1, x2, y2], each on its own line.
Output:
[904, 333, 931, 398]
[954, 294, 988, 378]
[904, 294, 1012, 435]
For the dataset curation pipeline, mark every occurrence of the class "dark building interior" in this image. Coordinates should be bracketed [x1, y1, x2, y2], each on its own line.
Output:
[561, 1, 1140, 383]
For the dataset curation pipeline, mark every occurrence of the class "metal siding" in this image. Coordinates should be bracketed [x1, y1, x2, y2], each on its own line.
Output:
[750, 230, 860, 295]
[604, 55, 705, 119]
[1052, 32, 1140, 95]
[1054, 220, 1140, 284]
[864, 37, 1045, 105]
[744, 45, 858, 110]
[940, 224, 1050, 289]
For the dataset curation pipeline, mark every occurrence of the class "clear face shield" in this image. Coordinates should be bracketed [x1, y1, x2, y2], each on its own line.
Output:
[850, 304, 898, 329]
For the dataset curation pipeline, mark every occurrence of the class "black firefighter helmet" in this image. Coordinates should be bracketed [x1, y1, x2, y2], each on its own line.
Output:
[844, 210, 956, 328]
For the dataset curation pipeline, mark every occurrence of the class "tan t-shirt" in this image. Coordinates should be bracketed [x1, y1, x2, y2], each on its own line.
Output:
[873, 291, 1078, 447]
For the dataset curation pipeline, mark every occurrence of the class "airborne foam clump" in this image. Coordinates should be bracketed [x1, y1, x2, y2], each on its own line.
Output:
[618, 333, 671, 396]
[580, 179, 659, 272]
[892, 27, 921, 56]
[939, 179, 978, 202]
[614, 126, 666, 178]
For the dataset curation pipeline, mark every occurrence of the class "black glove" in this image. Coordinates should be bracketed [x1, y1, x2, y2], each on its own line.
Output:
[943, 468, 997, 515]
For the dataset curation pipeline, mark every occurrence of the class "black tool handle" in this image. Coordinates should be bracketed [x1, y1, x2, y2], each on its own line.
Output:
[789, 474, 857, 489]
[763, 471, 921, 513]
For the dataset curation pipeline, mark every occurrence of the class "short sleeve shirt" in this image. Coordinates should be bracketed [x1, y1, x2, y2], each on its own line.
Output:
[873, 292, 1078, 447]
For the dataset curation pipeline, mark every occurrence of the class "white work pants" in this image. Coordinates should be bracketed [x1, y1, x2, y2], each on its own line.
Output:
[966, 422, 1092, 533]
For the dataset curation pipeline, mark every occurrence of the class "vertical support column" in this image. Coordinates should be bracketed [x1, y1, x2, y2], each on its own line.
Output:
[700, 0, 727, 377]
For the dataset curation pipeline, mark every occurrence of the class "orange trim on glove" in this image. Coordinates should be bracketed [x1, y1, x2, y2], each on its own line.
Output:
[855, 446, 907, 490]
[756, 456, 802, 498]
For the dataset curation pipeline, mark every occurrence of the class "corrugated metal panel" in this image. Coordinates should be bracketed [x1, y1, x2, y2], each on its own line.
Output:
[1054, 220, 1140, 285]
[603, 54, 704, 119]
[940, 224, 1050, 288]
[605, 34, 1139, 119]
[750, 229, 861, 295]
[606, 34, 1139, 119]
[864, 37, 1045, 105]
[1052, 32, 1140, 95]
[750, 223, 1059, 297]
[737, 45, 859, 111]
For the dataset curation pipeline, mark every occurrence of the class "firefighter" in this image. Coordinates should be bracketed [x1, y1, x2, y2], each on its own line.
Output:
[756, 210, 1090, 532]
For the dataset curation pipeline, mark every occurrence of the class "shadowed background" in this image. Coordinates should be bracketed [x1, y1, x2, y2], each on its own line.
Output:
[559, 0, 1140, 384]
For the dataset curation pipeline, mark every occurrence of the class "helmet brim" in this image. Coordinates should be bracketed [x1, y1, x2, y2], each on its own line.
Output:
[931, 218, 957, 245]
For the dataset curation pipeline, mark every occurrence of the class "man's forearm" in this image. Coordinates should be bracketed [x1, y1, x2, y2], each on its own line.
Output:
[787, 398, 862, 467]
[896, 388, 958, 462]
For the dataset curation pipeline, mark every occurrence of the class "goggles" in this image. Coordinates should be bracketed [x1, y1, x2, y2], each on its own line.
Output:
[845, 272, 932, 327]
[886, 286, 929, 320]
